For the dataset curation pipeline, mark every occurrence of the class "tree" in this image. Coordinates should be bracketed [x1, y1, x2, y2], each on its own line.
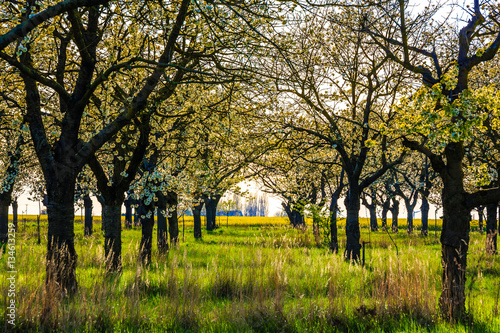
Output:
[254, 147, 323, 228]
[377, 179, 393, 230]
[219, 199, 237, 226]
[0, 0, 199, 291]
[325, 169, 345, 253]
[361, 187, 378, 232]
[391, 196, 400, 233]
[192, 92, 275, 231]
[262, 6, 406, 259]
[0, 62, 31, 240]
[2, 0, 280, 289]
[90, 113, 152, 272]
[467, 53, 500, 253]
[416, 158, 439, 236]
[74, 173, 96, 237]
[392, 171, 419, 234]
[360, 0, 500, 320]
[0, 0, 111, 51]
[0, 127, 26, 242]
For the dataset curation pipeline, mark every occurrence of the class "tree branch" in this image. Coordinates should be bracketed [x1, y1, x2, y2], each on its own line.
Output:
[0, 0, 110, 52]
[402, 137, 445, 174]
[466, 187, 500, 209]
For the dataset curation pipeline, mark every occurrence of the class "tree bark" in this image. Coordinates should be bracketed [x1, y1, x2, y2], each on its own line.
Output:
[406, 203, 414, 234]
[101, 204, 121, 272]
[369, 206, 378, 232]
[193, 201, 204, 239]
[486, 203, 498, 254]
[157, 193, 168, 253]
[391, 198, 399, 233]
[167, 191, 179, 245]
[394, 184, 418, 234]
[361, 191, 378, 232]
[12, 199, 18, 231]
[439, 176, 470, 322]
[0, 133, 22, 240]
[0, 197, 10, 243]
[83, 194, 93, 236]
[133, 204, 140, 227]
[421, 194, 429, 236]
[381, 198, 390, 229]
[282, 201, 305, 228]
[45, 176, 78, 293]
[344, 186, 361, 261]
[139, 203, 155, 265]
[329, 195, 339, 253]
[204, 194, 221, 231]
[124, 196, 133, 229]
[0, 183, 15, 243]
[477, 206, 484, 234]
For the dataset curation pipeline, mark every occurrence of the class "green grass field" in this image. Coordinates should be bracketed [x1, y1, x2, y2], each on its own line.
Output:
[1, 216, 499, 332]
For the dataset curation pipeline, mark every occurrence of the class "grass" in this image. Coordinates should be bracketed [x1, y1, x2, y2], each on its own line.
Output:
[1, 216, 499, 332]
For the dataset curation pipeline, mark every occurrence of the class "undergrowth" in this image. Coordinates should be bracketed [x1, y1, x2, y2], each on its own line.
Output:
[0, 217, 499, 332]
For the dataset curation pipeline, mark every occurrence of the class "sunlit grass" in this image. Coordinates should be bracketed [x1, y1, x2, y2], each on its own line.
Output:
[1, 216, 498, 332]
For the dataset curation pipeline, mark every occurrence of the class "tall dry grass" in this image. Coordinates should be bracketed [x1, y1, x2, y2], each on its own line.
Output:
[1, 222, 499, 332]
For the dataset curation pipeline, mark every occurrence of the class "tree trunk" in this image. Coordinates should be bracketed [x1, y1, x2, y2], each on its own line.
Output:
[439, 181, 470, 322]
[45, 177, 78, 293]
[294, 210, 305, 227]
[124, 197, 133, 229]
[133, 204, 140, 227]
[12, 199, 18, 231]
[381, 199, 390, 229]
[391, 198, 399, 233]
[204, 194, 221, 231]
[157, 193, 168, 253]
[344, 187, 361, 261]
[101, 204, 122, 272]
[477, 206, 484, 234]
[421, 195, 429, 236]
[0, 199, 9, 243]
[486, 203, 498, 255]
[139, 203, 154, 265]
[329, 196, 339, 253]
[83, 194, 93, 236]
[167, 191, 179, 245]
[406, 202, 414, 234]
[0, 188, 14, 243]
[369, 206, 378, 231]
[282, 201, 305, 228]
[193, 202, 204, 239]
